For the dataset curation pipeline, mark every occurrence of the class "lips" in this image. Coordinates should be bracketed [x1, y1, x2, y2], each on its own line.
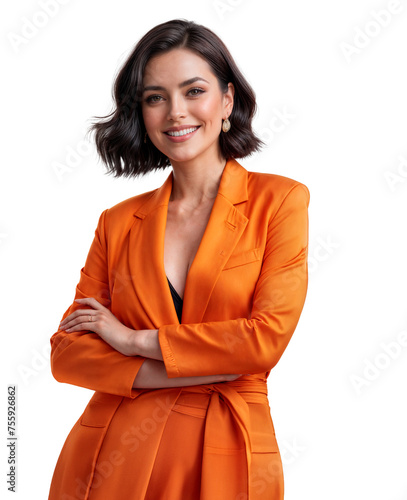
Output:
[164, 126, 200, 137]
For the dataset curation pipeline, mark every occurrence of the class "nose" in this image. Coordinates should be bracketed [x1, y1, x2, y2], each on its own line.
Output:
[166, 96, 186, 121]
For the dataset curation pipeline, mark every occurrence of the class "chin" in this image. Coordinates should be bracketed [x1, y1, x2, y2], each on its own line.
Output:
[165, 150, 202, 164]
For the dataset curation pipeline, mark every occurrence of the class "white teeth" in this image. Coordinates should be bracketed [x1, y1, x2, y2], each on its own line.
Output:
[167, 127, 198, 137]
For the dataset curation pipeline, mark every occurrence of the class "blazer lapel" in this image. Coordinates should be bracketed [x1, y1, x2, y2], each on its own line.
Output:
[182, 159, 249, 323]
[127, 158, 249, 327]
[127, 172, 179, 328]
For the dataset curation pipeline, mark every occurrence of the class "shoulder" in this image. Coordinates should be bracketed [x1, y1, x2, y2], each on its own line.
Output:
[96, 188, 159, 238]
[106, 189, 157, 218]
[246, 169, 310, 208]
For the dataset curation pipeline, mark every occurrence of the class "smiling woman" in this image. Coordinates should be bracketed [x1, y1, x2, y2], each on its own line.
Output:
[48, 18, 310, 500]
[87, 18, 262, 177]
[140, 48, 234, 168]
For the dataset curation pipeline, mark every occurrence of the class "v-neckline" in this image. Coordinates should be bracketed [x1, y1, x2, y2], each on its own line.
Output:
[166, 276, 183, 302]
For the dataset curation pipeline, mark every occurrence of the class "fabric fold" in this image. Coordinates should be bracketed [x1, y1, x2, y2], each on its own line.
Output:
[163, 378, 269, 499]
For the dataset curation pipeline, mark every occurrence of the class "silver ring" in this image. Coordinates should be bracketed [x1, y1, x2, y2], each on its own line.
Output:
[89, 315, 92, 322]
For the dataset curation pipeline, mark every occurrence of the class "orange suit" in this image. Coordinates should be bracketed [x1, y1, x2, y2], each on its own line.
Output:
[48, 158, 310, 499]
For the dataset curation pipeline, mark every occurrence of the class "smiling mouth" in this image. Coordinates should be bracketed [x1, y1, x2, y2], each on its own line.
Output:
[165, 126, 200, 137]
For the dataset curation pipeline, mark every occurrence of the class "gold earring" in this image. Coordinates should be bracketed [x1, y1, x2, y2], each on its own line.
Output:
[222, 118, 231, 133]
[144, 132, 148, 144]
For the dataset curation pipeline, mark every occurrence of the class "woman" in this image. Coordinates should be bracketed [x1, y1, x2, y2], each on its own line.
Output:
[48, 19, 310, 500]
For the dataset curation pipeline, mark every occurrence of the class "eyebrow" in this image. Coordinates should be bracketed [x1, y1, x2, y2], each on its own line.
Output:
[142, 77, 210, 93]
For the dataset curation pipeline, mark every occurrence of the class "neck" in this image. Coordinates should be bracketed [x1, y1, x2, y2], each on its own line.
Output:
[170, 155, 227, 205]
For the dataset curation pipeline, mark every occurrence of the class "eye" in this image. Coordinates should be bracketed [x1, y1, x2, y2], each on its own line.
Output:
[145, 94, 163, 104]
[187, 88, 205, 97]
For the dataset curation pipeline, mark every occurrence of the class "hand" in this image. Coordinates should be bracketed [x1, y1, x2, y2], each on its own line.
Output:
[58, 297, 138, 356]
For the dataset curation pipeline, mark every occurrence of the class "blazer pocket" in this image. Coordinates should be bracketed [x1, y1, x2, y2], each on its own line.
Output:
[248, 402, 280, 453]
[80, 392, 123, 428]
[223, 247, 261, 271]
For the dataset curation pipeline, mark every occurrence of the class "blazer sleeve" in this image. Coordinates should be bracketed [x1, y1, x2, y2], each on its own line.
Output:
[158, 183, 310, 378]
[50, 209, 146, 398]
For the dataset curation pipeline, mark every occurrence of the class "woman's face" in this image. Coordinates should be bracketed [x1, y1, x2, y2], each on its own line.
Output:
[141, 48, 234, 166]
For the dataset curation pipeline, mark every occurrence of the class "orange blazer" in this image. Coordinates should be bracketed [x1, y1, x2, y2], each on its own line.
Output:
[49, 158, 310, 499]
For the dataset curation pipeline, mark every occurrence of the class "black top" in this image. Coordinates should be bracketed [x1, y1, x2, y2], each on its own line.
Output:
[167, 277, 183, 323]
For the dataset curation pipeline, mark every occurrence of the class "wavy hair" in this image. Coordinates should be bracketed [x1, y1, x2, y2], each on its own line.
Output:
[87, 19, 263, 177]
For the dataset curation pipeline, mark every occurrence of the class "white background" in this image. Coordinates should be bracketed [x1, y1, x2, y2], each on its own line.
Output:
[2, 0, 407, 498]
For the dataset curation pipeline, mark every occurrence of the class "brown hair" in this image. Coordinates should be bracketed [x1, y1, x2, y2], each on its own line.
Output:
[87, 19, 263, 178]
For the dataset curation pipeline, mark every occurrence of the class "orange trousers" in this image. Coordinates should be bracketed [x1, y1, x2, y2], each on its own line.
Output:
[91, 391, 284, 499]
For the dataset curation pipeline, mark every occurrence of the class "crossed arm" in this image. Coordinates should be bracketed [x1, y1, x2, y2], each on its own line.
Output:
[57, 297, 241, 389]
[52, 183, 309, 394]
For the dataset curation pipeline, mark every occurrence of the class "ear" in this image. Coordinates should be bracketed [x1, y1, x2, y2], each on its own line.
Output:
[223, 82, 235, 118]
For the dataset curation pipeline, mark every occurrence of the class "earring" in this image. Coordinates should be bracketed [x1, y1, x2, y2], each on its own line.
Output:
[222, 118, 231, 133]
[144, 132, 148, 144]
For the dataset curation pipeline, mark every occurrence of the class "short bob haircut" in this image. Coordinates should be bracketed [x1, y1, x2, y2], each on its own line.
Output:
[88, 19, 263, 178]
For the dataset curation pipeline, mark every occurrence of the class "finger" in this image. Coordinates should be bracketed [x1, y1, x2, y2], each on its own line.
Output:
[60, 312, 98, 330]
[61, 317, 97, 332]
[75, 297, 104, 310]
[59, 308, 95, 326]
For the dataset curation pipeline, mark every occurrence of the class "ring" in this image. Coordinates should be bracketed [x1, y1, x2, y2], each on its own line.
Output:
[89, 315, 92, 322]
